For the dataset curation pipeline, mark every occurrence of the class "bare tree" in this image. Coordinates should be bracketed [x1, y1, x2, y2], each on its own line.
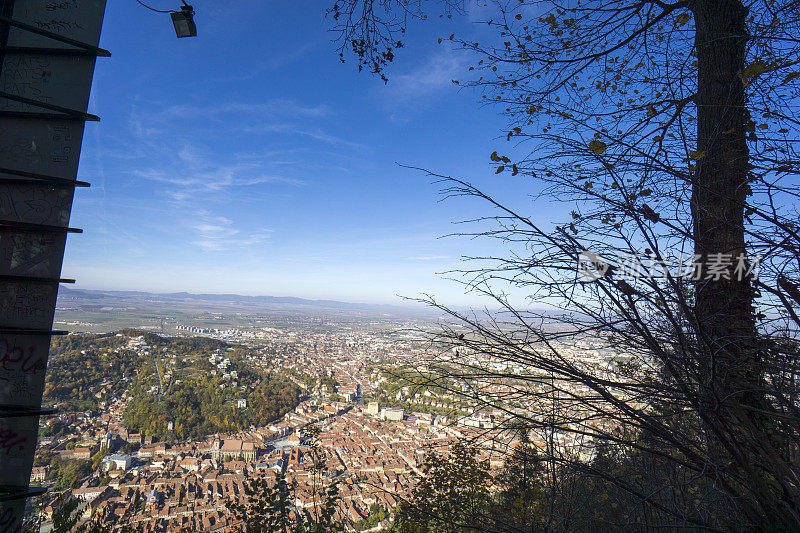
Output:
[326, 0, 464, 81]
[333, 0, 800, 530]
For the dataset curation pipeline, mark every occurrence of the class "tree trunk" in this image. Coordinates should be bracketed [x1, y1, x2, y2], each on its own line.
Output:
[691, 0, 756, 400]
[690, 1, 787, 521]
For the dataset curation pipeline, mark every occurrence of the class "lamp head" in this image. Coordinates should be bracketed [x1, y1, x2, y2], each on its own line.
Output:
[171, 3, 196, 38]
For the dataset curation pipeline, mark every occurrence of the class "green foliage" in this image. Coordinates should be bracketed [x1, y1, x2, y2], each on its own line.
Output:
[158, 334, 231, 355]
[45, 333, 140, 411]
[231, 425, 342, 533]
[394, 442, 493, 533]
[51, 498, 81, 533]
[231, 472, 294, 533]
[494, 432, 546, 530]
[46, 499, 110, 533]
[355, 503, 389, 531]
[124, 373, 300, 441]
[40, 419, 74, 439]
[46, 332, 236, 414]
[77, 515, 111, 533]
[91, 447, 108, 470]
[375, 367, 469, 420]
[49, 333, 126, 355]
[49, 457, 94, 490]
[320, 374, 338, 393]
[284, 367, 316, 389]
[45, 330, 300, 441]
[393, 428, 744, 531]
[310, 481, 342, 533]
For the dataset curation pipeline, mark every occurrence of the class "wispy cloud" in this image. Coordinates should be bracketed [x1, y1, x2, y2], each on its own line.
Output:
[191, 213, 272, 251]
[133, 149, 307, 199]
[194, 216, 238, 239]
[239, 175, 308, 186]
[133, 166, 234, 193]
[162, 99, 331, 120]
[116, 95, 363, 257]
[124, 97, 341, 165]
[241, 123, 367, 150]
[388, 45, 469, 101]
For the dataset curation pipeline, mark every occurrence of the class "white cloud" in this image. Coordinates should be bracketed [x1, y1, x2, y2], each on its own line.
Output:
[239, 175, 308, 186]
[388, 45, 469, 101]
[241, 123, 367, 150]
[124, 96, 359, 200]
[190, 213, 272, 252]
[162, 99, 331, 120]
[133, 152, 305, 197]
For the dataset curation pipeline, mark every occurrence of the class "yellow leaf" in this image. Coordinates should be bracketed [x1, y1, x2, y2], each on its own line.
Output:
[689, 150, 706, 160]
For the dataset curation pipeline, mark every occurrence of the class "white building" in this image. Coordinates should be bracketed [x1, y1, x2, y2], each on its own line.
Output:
[381, 408, 404, 421]
[101, 454, 132, 472]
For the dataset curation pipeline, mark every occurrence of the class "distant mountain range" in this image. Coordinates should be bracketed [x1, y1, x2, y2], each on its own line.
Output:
[57, 286, 437, 316]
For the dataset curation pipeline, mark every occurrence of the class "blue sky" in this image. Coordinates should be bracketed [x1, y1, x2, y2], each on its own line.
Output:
[67, 0, 558, 306]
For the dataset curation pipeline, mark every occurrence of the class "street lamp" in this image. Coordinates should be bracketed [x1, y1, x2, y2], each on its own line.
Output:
[170, 2, 196, 38]
[136, 0, 197, 38]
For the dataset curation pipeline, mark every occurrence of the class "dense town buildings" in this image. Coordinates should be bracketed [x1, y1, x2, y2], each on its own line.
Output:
[32, 322, 619, 531]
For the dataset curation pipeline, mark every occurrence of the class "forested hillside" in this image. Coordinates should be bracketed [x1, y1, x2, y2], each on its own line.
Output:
[123, 374, 299, 441]
[45, 333, 142, 412]
[45, 331, 301, 441]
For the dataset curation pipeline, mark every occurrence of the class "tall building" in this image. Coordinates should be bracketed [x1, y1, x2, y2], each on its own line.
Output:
[366, 401, 379, 416]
